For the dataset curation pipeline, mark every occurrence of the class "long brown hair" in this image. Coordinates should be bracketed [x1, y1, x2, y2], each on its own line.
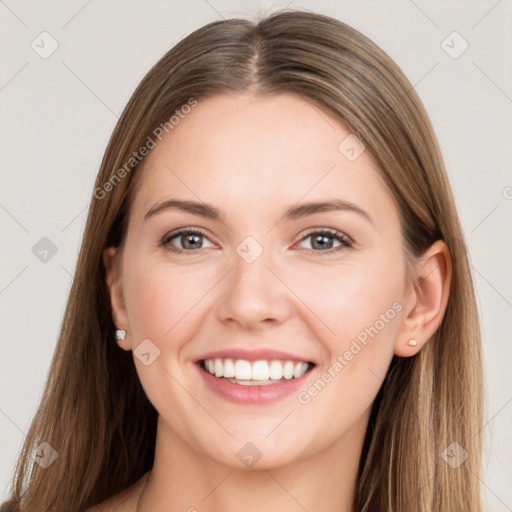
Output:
[1, 10, 483, 511]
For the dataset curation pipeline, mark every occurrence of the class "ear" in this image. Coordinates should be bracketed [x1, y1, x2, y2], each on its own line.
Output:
[103, 246, 132, 351]
[394, 240, 452, 357]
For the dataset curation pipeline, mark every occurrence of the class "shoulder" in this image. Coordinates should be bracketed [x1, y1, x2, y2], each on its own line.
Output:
[85, 472, 149, 512]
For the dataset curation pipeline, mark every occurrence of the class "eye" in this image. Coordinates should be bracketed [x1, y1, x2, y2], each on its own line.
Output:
[158, 227, 352, 256]
[159, 227, 215, 253]
[296, 229, 352, 255]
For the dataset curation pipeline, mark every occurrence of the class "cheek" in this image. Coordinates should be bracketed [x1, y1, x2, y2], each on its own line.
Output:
[291, 265, 402, 440]
[123, 258, 216, 341]
[286, 257, 404, 351]
[121, 259, 218, 419]
[287, 254, 403, 403]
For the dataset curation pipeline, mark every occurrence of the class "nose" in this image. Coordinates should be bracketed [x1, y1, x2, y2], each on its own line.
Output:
[216, 246, 292, 331]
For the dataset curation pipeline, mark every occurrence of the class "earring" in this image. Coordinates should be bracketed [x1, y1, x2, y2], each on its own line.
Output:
[115, 329, 127, 342]
[407, 339, 418, 347]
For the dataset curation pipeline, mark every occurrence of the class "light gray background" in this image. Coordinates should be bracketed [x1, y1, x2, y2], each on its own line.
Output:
[1, 0, 511, 509]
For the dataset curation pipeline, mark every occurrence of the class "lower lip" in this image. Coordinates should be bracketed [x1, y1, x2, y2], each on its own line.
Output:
[195, 363, 314, 405]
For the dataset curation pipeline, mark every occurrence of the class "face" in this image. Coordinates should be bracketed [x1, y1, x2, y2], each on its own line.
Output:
[107, 93, 410, 470]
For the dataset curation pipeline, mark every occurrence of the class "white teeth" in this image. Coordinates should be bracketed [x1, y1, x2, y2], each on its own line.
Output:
[269, 360, 283, 380]
[214, 358, 223, 377]
[230, 378, 285, 386]
[234, 360, 252, 380]
[293, 362, 308, 378]
[223, 358, 235, 378]
[282, 361, 294, 380]
[251, 360, 269, 381]
[202, 358, 311, 382]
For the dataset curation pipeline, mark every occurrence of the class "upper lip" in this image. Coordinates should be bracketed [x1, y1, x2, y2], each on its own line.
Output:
[193, 348, 316, 364]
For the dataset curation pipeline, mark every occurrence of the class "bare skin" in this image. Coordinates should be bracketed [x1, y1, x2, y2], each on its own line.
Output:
[86, 473, 148, 511]
[97, 93, 451, 511]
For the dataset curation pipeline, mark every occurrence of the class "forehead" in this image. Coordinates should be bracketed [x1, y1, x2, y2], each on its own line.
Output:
[129, 93, 394, 225]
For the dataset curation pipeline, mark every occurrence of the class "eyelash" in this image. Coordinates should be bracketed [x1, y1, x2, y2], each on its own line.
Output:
[158, 227, 353, 256]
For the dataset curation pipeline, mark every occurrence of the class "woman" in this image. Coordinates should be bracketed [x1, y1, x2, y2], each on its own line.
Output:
[1, 10, 483, 512]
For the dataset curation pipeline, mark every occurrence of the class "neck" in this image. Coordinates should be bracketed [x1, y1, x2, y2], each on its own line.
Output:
[136, 412, 369, 512]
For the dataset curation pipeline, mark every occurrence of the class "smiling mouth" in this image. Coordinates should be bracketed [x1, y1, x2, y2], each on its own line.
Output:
[198, 357, 315, 386]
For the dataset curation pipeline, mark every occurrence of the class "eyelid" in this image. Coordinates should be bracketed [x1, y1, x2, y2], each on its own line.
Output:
[161, 226, 212, 243]
[297, 227, 353, 244]
[160, 226, 217, 253]
[293, 227, 353, 254]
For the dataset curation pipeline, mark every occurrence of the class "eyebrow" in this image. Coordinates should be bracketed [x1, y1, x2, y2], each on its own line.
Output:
[144, 198, 372, 224]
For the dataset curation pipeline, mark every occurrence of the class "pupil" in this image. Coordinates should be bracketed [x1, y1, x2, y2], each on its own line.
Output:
[312, 234, 333, 250]
[183, 233, 202, 249]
